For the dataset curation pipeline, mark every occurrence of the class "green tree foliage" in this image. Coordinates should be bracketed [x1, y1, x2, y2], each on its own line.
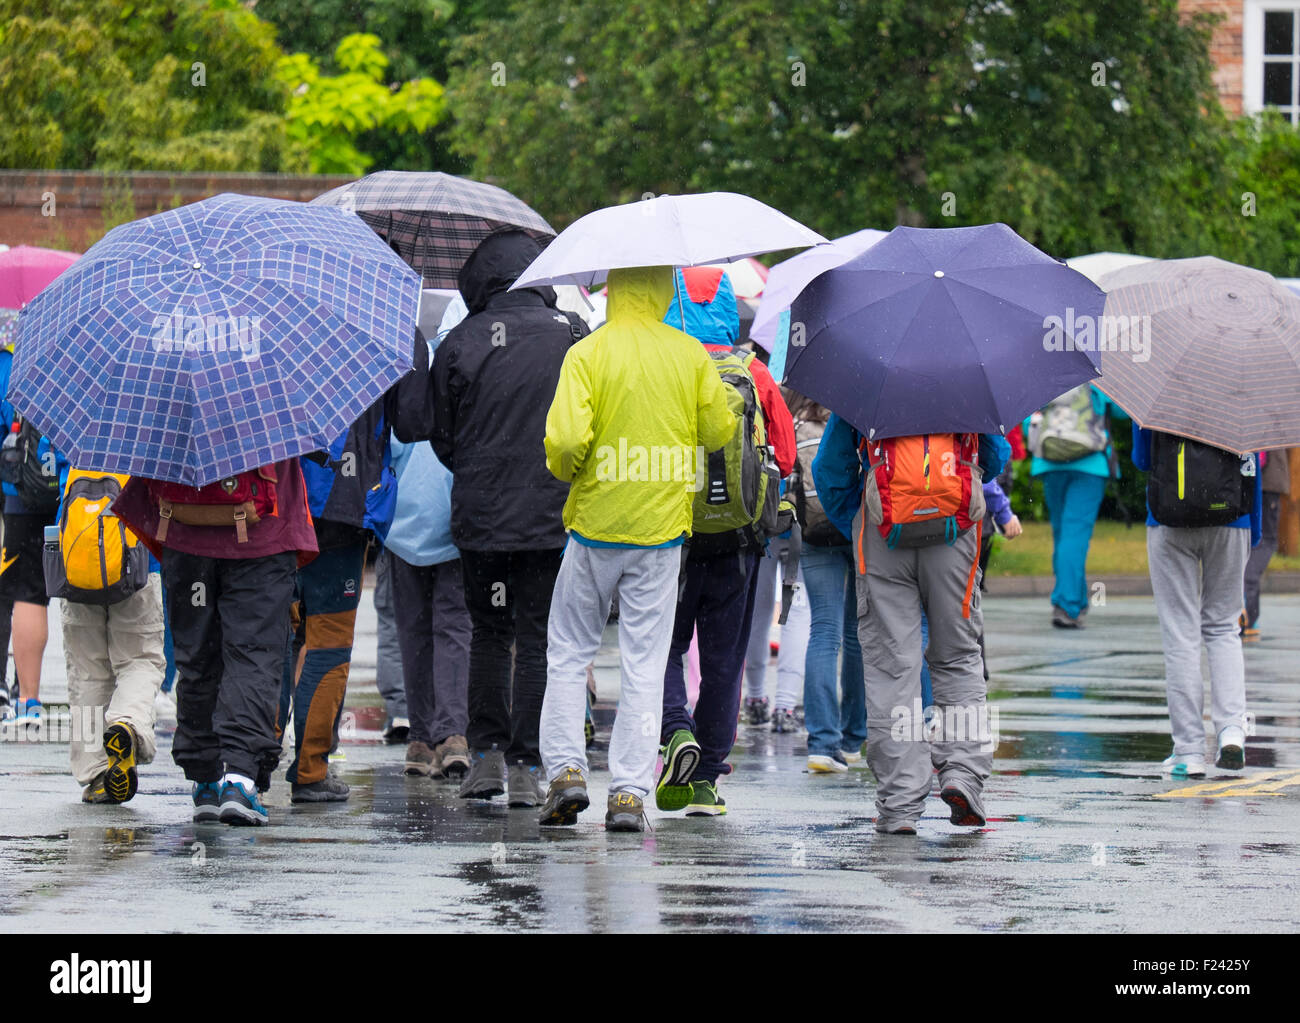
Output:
[275, 33, 447, 175]
[445, 0, 1298, 276]
[0, 0, 307, 171]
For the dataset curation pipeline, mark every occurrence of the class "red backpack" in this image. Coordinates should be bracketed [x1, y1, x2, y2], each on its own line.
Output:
[859, 434, 985, 549]
[147, 466, 279, 544]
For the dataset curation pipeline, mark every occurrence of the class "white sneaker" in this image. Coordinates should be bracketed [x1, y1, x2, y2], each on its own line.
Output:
[153, 689, 177, 723]
[1161, 753, 1207, 778]
[841, 748, 863, 765]
[808, 752, 849, 773]
[1216, 726, 1245, 771]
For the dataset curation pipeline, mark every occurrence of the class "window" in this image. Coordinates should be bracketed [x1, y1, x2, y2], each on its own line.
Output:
[1246, 1, 1300, 123]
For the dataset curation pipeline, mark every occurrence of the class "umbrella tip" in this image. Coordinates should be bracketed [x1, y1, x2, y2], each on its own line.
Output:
[934, 270, 945, 278]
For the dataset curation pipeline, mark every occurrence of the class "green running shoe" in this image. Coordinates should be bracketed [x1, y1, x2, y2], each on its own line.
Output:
[655, 729, 700, 811]
[685, 779, 727, 817]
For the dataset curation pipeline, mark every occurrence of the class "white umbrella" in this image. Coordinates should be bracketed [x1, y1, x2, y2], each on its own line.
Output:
[510, 192, 825, 291]
[1065, 251, 1155, 286]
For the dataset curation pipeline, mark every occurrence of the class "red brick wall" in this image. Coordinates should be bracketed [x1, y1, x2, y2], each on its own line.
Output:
[1179, 0, 1245, 114]
[0, 171, 355, 253]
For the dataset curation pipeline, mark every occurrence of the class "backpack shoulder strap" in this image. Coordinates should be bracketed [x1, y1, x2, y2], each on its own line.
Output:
[562, 311, 586, 342]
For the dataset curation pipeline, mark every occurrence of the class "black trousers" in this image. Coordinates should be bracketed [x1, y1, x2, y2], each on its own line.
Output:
[459, 547, 564, 766]
[163, 550, 296, 786]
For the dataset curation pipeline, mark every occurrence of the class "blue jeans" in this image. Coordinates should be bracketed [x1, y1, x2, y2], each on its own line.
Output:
[920, 611, 933, 708]
[800, 544, 865, 756]
[160, 572, 176, 694]
[1041, 471, 1107, 618]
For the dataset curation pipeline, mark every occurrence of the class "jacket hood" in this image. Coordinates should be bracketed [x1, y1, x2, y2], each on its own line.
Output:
[605, 266, 675, 324]
[458, 230, 555, 315]
[662, 267, 739, 346]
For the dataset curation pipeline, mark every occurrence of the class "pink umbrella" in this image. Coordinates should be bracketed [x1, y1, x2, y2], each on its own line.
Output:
[749, 228, 887, 350]
[0, 245, 79, 309]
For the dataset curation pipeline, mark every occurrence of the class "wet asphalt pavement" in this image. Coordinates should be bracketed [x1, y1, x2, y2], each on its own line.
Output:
[2, 591, 1298, 933]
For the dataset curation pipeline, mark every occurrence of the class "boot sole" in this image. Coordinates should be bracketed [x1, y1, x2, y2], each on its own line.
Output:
[539, 789, 589, 826]
[219, 803, 268, 826]
[102, 725, 138, 804]
[605, 813, 645, 832]
[940, 787, 986, 827]
[404, 764, 436, 777]
[441, 758, 470, 780]
[1216, 745, 1244, 771]
[458, 784, 505, 800]
[655, 738, 700, 811]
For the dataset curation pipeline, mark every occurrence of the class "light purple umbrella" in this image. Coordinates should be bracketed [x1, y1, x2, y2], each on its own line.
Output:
[749, 228, 888, 350]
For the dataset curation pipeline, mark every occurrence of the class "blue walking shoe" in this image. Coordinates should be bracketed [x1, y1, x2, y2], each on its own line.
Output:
[192, 782, 222, 823]
[218, 780, 269, 826]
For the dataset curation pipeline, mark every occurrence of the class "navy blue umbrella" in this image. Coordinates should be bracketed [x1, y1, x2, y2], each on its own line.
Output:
[784, 223, 1105, 439]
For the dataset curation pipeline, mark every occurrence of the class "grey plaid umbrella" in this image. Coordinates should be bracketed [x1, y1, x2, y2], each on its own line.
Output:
[1096, 256, 1300, 454]
[311, 171, 554, 288]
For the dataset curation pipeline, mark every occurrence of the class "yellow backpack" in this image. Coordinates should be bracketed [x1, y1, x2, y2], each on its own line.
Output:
[43, 469, 150, 605]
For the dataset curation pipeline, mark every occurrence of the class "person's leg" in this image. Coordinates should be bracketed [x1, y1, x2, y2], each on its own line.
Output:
[460, 549, 515, 755]
[214, 553, 297, 785]
[285, 540, 366, 787]
[540, 542, 619, 782]
[428, 558, 471, 745]
[774, 556, 809, 713]
[838, 552, 867, 753]
[920, 610, 934, 708]
[1, 512, 51, 703]
[1146, 525, 1209, 756]
[103, 574, 166, 766]
[11, 601, 47, 702]
[691, 548, 761, 784]
[162, 551, 223, 784]
[660, 552, 706, 742]
[372, 548, 408, 723]
[800, 544, 848, 756]
[391, 555, 436, 746]
[1243, 493, 1280, 628]
[160, 577, 176, 694]
[857, 528, 929, 827]
[1200, 527, 1250, 741]
[918, 528, 990, 795]
[505, 548, 564, 765]
[1041, 471, 1068, 613]
[743, 546, 778, 702]
[61, 599, 114, 787]
[1056, 472, 1107, 619]
[609, 545, 682, 797]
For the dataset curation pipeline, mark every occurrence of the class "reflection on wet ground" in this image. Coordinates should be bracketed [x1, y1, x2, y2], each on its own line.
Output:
[1, 595, 1298, 932]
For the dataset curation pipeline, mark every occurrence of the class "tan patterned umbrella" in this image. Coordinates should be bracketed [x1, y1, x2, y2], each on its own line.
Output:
[1095, 256, 1300, 455]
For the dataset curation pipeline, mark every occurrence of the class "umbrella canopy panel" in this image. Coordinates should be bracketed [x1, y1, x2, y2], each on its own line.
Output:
[1095, 256, 1300, 454]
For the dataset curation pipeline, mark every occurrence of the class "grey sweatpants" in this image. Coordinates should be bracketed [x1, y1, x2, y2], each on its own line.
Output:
[1147, 525, 1249, 755]
[855, 523, 990, 826]
[743, 536, 808, 711]
[540, 541, 680, 798]
[63, 576, 166, 786]
[372, 549, 408, 721]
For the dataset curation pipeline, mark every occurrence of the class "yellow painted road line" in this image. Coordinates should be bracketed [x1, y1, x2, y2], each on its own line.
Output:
[1157, 769, 1300, 799]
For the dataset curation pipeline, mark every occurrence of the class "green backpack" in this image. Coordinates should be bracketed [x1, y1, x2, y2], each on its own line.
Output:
[693, 347, 777, 540]
[1029, 384, 1108, 463]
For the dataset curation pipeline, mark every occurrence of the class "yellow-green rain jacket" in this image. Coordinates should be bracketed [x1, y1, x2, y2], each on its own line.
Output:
[544, 265, 739, 545]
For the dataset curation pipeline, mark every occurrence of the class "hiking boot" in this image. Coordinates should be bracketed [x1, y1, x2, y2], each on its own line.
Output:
[655, 728, 701, 811]
[102, 723, 139, 804]
[404, 740, 439, 777]
[605, 790, 646, 832]
[291, 776, 350, 803]
[437, 734, 470, 780]
[507, 761, 545, 808]
[219, 780, 269, 826]
[192, 781, 222, 823]
[1051, 606, 1083, 629]
[538, 766, 589, 826]
[1161, 752, 1207, 778]
[383, 717, 410, 745]
[939, 778, 987, 827]
[459, 748, 507, 799]
[742, 696, 770, 725]
[82, 773, 115, 805]
[1216, 726, 1245, 771]
[685, 780, 726, 817]
[807, 751, 848, 774]
[771, 707, 798, 733]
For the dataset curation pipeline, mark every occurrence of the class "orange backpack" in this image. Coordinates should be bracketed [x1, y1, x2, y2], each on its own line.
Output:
[859, 434, 985, 549]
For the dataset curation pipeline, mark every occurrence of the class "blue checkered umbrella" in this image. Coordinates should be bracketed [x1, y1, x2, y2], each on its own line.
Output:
[7, 193, 420, 486]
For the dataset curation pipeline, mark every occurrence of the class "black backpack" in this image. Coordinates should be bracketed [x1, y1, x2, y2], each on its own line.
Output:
[0, 417, 60, 513]
[1147, 433, 1254, 528]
